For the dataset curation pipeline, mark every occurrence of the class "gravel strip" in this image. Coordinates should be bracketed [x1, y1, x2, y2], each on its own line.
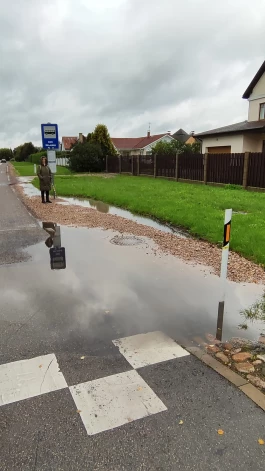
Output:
[14, 182, 265, 284]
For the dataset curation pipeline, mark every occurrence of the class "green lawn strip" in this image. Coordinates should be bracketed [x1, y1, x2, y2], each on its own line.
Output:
[33, 174, 265, 266]
[12, 162, 72, 176]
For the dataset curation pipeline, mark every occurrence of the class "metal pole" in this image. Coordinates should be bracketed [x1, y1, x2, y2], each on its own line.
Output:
[216, 208, 232, 341]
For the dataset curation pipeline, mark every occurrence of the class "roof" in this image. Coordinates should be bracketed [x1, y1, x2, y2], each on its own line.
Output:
[111, 134, 171, 150]
[195, 120, 265, 138]
[243, 60, 265, 99]
[62, 136, 77, 150]
[172, 128, 189, 143]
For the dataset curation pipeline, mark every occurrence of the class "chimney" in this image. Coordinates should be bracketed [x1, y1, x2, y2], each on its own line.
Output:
[190, 131, 195, 136]
[147, 130, 150, 138]
[79, 132, 83, 143]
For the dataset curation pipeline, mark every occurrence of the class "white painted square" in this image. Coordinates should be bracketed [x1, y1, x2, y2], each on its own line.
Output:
[70, 370, 167, 436]
[0, 354, 67, 406]
[113, 331, 190, 369]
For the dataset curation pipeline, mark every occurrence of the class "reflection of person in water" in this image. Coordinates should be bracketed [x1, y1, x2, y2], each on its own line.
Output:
[37, 157, 52, 204]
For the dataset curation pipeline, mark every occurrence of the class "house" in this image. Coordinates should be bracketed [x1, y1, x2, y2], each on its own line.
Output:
[195, 60, 265, 153]
[62, 133, 86, 151]
[172, 128, 199, 145]
[111, 131, 174, 156]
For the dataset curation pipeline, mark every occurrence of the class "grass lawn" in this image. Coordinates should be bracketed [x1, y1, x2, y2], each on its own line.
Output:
[34, 174, 265, 266]
[12, 161, 72, 177]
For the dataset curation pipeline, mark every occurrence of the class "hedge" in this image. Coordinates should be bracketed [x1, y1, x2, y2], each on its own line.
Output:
[28, 151, 69, 164]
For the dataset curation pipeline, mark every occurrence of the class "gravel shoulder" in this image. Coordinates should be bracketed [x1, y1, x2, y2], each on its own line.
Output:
[12, 173, 265, 285]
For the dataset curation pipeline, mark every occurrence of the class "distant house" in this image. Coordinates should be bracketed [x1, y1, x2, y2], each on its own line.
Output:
[172, 128, 199, 146]
[111, 131, 174, 156]
[195, 60, 265, 154]
[62, 133, 86, 151]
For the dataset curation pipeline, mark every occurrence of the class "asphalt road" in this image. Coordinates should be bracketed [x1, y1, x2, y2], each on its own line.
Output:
[0, 164, 264, 470]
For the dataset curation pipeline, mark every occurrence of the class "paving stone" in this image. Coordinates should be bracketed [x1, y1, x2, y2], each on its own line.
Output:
[235, 362, 255, 374]
[215, 352, 229, 364]
[232, 352, 252, 363]
[247, 375, 265, 390]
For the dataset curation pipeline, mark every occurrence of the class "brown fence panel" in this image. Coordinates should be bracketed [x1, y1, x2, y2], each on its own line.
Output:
[108, 155, 119, 173]
[207, 153, 244, 185]
[121, 155, 132, 173]
[178, 153, 204, 181]
[139, 155, 154, 175]
[156, 154, 176, 177]
[132, 156, 138, 175]
[248, 152, 265, 188]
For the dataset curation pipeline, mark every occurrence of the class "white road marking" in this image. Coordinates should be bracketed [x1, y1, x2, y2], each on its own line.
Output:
[0, 354, 67, 406]
[0, 224, 37, 232]
[70, 370, 167, 436]
[113, 331, 190, 369]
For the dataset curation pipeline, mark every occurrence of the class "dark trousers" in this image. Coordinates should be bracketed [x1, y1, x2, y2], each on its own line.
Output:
[41, 191, 50, 202]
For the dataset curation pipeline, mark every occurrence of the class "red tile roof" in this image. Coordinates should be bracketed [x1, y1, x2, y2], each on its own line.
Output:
[111, 134, 170, 150]
[62, 136, 77, 150]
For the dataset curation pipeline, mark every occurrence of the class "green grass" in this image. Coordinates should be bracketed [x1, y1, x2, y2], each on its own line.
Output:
[33, 174, 265, 266]
[12, 161, 72, 176]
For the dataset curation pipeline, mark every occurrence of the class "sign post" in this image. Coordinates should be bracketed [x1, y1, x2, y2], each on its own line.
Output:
[41, 123, 59, 174]
[216, 209, 232, 341]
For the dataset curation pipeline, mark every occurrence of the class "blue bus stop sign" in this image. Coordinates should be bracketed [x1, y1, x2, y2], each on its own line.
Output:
[41, 123, 59, 150]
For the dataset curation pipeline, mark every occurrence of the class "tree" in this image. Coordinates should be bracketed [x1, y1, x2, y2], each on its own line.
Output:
[151, 139, 200, 156]
[0, 148, 13, 161]
[68, 142, 104, 172]
[14, 142, 38, 161]
[91, 124, 117, 157]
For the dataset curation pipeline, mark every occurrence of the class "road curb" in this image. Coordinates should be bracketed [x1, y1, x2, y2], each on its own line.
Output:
[186, 346, 265, 412]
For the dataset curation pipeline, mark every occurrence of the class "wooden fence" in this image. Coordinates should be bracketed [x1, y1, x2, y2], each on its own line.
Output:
[105, 152, 265, 190]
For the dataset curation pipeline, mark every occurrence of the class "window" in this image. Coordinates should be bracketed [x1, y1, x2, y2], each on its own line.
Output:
[259, 103, 265, 120]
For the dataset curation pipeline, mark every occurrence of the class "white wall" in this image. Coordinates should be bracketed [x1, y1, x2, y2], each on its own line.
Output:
[243, 133, 265, 152]
[144, 134, 173, 155]
[248, 72, 265, 121]
[202, 134, 244, 153]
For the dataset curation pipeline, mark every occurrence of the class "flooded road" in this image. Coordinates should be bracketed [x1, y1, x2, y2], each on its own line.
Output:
[1, 223, 263, 365]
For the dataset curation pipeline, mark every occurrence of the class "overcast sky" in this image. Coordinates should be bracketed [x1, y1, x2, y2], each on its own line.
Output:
[1, 0, 265, 148]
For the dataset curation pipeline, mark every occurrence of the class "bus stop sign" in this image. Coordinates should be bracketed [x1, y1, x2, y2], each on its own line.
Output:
[41, 123, 59, 150]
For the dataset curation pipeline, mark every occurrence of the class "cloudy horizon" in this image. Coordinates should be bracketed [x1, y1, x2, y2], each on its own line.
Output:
[0, 0, 265, 148]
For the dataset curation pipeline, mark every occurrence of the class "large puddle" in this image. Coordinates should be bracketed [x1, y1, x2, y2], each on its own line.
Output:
[1, 224, 263, 348]
[18, 178, 188, 238]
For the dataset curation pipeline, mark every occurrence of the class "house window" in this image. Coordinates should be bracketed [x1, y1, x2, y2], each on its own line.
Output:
[259, 103, 265, 120]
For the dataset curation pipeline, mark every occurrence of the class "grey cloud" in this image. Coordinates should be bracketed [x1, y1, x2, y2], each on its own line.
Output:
[0, 0, 265, 147]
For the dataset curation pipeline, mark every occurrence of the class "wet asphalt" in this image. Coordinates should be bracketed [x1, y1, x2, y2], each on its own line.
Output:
[0, 163, 264, 470]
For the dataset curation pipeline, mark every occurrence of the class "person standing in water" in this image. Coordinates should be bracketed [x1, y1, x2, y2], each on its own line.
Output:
[37, 156, 52, 203]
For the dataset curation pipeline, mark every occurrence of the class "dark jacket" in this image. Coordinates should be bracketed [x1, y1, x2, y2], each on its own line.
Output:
[37, 164, 52, 191]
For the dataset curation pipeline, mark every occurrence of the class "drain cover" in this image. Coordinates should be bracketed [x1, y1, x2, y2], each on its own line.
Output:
[110, 235, 145, 246]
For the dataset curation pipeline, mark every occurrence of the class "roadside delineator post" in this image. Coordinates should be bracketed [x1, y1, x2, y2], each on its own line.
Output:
[216, 208, 232, 341]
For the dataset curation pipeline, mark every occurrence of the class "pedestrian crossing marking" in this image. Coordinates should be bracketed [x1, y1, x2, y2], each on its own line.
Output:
[70, 370, 167, 436]
[113, 331, 190, 369]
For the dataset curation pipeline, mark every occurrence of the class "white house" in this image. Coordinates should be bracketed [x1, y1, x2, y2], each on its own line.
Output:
[111, 132, 174, 156]
[195, 60, 265, 154]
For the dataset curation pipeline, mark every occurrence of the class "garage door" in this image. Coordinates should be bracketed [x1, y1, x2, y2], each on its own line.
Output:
[208, 146, 231, 154]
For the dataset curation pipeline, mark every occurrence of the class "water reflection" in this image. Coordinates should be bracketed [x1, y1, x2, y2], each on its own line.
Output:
[43, 222, 66, 270]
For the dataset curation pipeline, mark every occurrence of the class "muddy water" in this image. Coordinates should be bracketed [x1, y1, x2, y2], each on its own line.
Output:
[1, 224, 263, 352]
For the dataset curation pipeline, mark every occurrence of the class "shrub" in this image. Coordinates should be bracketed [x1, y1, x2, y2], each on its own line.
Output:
[68, 143, 104, 172]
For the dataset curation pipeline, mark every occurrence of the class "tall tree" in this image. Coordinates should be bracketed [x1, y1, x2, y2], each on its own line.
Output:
[92, 124, 117, 157]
